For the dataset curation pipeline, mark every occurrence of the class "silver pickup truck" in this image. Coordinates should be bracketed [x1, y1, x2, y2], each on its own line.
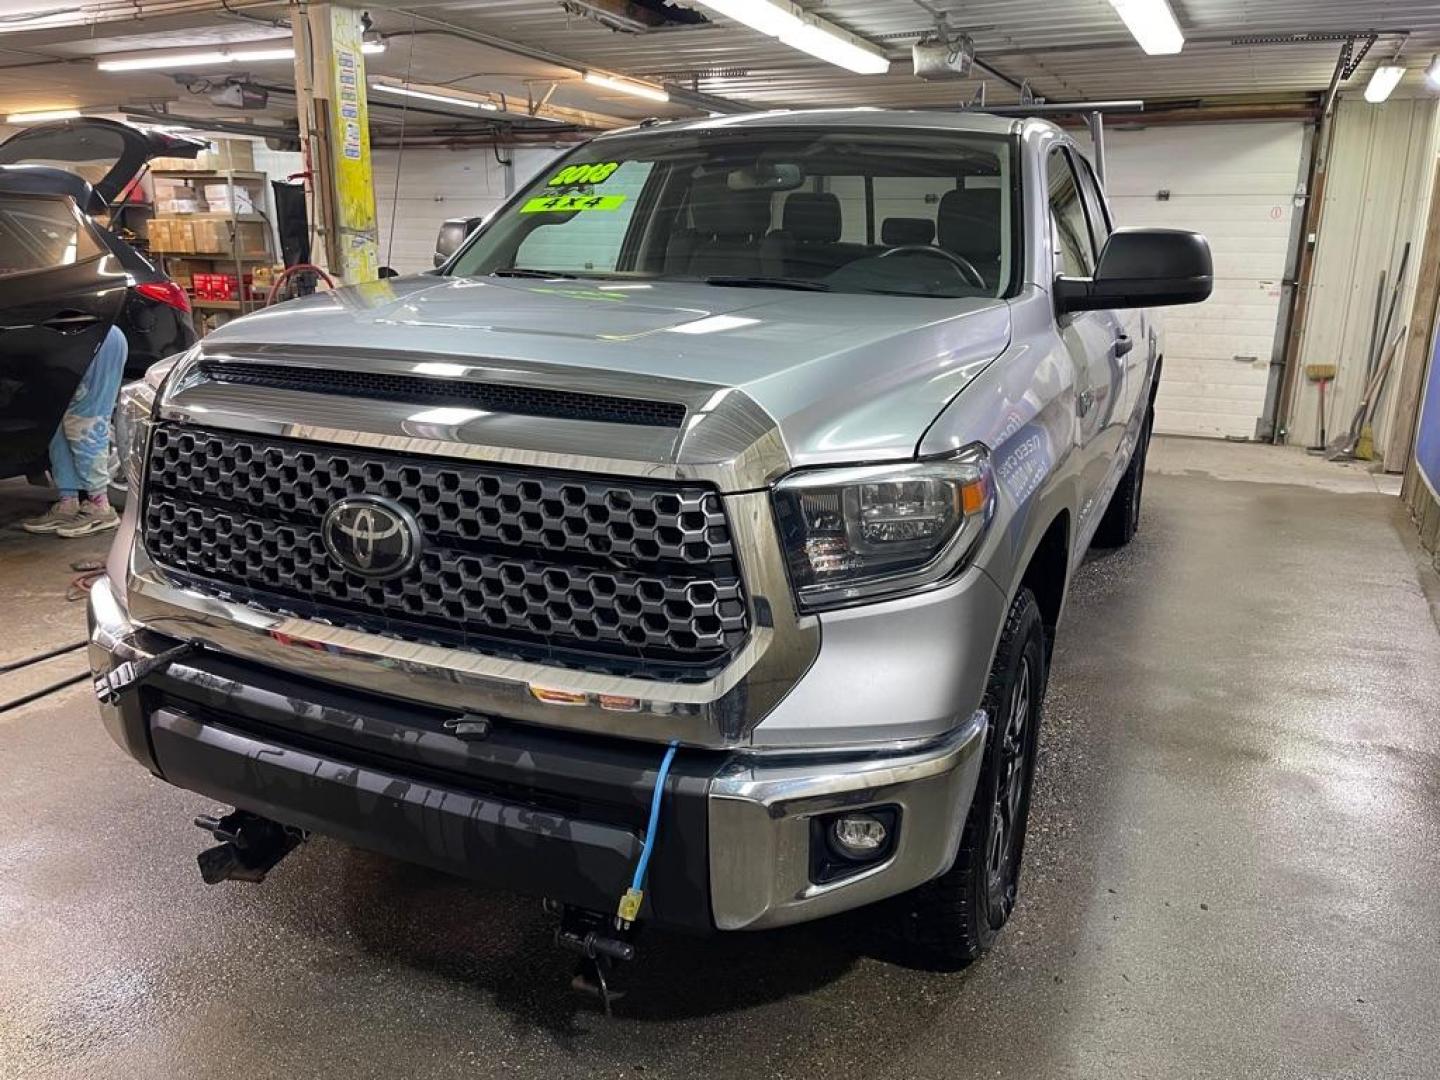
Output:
[90, 110, 1210, 976]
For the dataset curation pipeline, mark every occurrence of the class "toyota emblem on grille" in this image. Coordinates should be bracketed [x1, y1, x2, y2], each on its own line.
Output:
[321, 497, 421, 580]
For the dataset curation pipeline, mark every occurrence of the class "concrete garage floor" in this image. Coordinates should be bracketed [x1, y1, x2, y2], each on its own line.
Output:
[1, 438, 1438, 1080]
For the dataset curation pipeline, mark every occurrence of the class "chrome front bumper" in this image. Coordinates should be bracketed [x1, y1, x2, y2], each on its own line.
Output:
[89, 578, 988, 931]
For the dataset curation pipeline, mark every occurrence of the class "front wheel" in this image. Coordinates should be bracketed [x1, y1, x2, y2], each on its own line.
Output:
[890, 588, 1047, 969]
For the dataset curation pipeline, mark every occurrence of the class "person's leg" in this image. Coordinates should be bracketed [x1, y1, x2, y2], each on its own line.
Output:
[55, 327, 128, 537]
[20, 385, 88, 533]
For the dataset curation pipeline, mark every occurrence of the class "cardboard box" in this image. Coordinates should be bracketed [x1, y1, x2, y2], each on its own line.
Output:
[233, 221, 269, 257]
[197, 140, 256, 173]
[190, 219, 227, 254]
[169, 219, 196, 253]
[202, 184, 255, 214]
[149, 155, 197, 172]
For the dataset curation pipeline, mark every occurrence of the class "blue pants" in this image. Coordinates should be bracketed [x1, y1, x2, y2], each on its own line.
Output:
[49, 325, 128, 497]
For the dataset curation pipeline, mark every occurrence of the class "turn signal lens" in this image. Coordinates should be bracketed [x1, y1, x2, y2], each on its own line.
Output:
[529, 686, 589, 706]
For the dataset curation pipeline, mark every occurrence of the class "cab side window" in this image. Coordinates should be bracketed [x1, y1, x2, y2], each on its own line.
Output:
[1046, 150, 1096, 278]
[1073, 154, 1113, 261]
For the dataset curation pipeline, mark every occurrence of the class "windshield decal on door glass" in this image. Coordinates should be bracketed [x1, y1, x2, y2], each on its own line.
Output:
[520, 194, 628, 214]
[546, 161, 621, 187]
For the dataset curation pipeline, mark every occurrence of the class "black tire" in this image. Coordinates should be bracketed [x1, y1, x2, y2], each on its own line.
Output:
[1093, 412, 1152, 548]
[891, 588, 1047, 969]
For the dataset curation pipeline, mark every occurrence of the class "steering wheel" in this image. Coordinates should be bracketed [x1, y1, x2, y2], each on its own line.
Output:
[877, 244, 986, 290]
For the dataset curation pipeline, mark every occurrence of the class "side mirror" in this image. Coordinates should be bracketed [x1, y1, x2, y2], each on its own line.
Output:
[433, 216, 484, 267]
[1055, 227, 1212, 313]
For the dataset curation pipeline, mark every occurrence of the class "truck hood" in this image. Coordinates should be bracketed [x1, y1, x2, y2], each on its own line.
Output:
[205, 274, 1012, 466]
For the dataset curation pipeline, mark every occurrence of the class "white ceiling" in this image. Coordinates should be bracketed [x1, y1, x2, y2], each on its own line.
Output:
[1, 1, 1438, 127]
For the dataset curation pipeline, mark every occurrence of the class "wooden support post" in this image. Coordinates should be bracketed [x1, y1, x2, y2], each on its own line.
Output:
[1382, 155, 1440, 472]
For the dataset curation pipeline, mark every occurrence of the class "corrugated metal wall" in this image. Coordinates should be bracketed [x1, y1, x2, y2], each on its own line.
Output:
[1289, 95, 1440, 454]
[1080, 121, 1308, 439]
[370, 144, 566, 273]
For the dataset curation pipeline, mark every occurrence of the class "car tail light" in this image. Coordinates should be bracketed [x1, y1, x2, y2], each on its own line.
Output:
[135, 280, 192, 314]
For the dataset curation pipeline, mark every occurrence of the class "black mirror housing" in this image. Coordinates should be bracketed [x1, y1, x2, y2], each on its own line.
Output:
[434, 216, 484, 267]
[1056, 227, 1213, 312]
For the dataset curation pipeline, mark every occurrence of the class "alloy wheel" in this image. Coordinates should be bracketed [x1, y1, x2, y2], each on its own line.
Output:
[986, 655, 1032, 920]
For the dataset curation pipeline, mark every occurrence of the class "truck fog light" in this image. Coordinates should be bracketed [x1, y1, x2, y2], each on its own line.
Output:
[829, 813, 889, 859]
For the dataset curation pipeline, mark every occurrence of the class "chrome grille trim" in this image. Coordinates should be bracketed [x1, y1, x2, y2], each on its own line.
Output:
[142, 424, 750, 678]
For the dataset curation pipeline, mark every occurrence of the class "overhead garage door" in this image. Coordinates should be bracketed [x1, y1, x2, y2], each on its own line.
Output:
[1095, 122, 1308, 439]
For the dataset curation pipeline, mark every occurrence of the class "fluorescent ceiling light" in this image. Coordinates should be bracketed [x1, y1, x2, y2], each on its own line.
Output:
[1365, 64, 1407, 102]
[583, 71, 670, 102]
[1426, 55, 1440, 91]
[369, 82, 498, 110]
[691, 0, 889, 75]
[97, 40, 382, 72]
[784, 22, 889, 74]
[1106, 0, 1184, 56]
[697, 0, 801, 37]
[6, 108, 82, 123]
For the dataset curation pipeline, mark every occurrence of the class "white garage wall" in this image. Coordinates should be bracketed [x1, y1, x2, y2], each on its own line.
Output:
[371, 143, 568, 274]
[1084, 122, 1308, 440]
[1289, 96, 1440, 456]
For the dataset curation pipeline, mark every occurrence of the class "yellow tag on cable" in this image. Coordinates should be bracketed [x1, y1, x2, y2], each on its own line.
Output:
[616, 887, 643, 925]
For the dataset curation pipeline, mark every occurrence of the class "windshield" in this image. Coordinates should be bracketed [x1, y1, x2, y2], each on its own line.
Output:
[448, 127, 1019, 300]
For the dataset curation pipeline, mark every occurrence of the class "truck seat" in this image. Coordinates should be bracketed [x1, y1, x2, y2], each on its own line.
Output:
[665, 172, 774, 278]
[937, 187, 1003, 289]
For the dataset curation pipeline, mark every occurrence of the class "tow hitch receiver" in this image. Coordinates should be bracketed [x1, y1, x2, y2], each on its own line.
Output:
[548, 900, 636, 1016]
[193, 809, 306, 885]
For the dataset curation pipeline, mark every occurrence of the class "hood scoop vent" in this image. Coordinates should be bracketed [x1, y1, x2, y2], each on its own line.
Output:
[197, 361, 687, 429]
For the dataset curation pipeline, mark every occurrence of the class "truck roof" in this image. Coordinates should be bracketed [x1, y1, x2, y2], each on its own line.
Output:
[598, 107, 1029, 141]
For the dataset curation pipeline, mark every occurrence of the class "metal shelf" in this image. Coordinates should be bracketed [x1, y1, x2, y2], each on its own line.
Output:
[150, 169, 268, 180]
[152, 212, 268, 223]
[153, 251, 273, 261]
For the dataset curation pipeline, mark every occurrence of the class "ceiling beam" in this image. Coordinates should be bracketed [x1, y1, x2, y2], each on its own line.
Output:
[388, 8, 762, 113]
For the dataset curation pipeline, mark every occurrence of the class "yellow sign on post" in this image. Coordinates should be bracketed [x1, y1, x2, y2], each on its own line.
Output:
[325, 5, 378, 283]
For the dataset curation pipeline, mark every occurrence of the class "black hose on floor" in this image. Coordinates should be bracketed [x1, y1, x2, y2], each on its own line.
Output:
[0, 640, 86, 674]
[0, 671, 91, 715]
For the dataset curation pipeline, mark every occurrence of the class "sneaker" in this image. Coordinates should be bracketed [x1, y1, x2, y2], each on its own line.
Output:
[21, 501, 83, 534]
[56, 501, 120, 538]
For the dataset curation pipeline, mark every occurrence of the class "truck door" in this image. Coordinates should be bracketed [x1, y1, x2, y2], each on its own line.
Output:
[1073, 153, 1146, 439]
[1046, 147, 1124, 538]
[0, 190, 126, 477]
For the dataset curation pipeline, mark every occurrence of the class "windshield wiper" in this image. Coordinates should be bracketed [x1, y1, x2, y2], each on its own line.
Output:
[702, 276, 831, 292]
[490, 267, 580, 280]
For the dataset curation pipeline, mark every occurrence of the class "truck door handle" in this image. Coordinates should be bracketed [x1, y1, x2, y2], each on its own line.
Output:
[42, 311, 102, 334]
[1113, 333, 1134, 358]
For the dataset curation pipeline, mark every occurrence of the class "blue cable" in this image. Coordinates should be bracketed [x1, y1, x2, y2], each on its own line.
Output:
[630, 740, 679, 893]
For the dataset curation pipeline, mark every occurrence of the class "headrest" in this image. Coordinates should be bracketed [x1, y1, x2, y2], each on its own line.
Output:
[782, 193, 842, 243]
[689, 171, 772, 237]
[937, 187, 1002, 260]
[881, 217, 935, 246]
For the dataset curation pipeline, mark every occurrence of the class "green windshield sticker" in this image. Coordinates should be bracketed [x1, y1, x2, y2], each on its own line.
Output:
[520, 194, 628, 214]
[547, 161, 621, 187]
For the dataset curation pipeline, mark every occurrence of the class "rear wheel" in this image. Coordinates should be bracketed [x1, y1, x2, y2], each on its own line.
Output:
[1093, 412, 1151, 548]
[891, 588, 1046, 969]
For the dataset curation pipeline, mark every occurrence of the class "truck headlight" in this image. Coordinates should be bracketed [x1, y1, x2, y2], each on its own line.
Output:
[772, 446, 994, 612]
[117, 352, 185, 487]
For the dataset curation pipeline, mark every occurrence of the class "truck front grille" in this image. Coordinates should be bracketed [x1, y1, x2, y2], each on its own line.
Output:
[141, 425, 750, 680]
